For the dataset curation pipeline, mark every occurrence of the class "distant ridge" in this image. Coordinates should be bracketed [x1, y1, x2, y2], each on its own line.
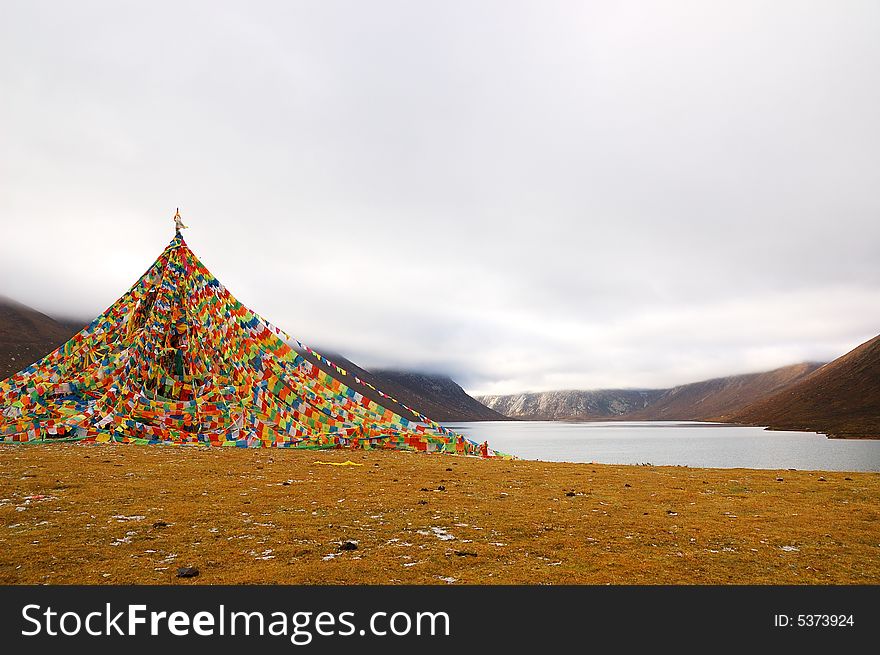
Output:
[477, 363, 823, 422]
[476, 389, 664, 421]
[724, 334, 880, 438]
[626, 363, 825, 421]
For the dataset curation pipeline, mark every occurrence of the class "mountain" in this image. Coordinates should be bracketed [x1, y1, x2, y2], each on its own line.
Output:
[0, 297, 80, 381]
[369, 369, 510, 422]
[626, 362, 825, 421]
[0, 297, 503, 423]
[724, 335, 880, 438]
[477, 362, 823, 421]
[297, 350, 509, 422]
[477, 389, 665, 420]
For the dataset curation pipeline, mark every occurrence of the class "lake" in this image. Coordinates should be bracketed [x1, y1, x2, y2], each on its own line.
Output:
[443, 420, 880, 472]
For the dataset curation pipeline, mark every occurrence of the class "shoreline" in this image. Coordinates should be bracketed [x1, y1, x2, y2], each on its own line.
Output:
[457, 415, 880, 440]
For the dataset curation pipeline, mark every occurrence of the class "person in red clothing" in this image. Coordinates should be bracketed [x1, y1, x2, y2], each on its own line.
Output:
[479, 440, 489, 458]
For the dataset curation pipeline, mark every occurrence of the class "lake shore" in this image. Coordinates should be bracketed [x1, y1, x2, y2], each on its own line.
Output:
[445, 420, 880, 470]
[726, 423, 880, 440]
[484, 417, 880, 440]
[1, 444, 878, 585]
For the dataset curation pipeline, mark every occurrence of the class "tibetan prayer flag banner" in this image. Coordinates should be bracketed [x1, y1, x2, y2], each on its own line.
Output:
[0, 231, 505, 458]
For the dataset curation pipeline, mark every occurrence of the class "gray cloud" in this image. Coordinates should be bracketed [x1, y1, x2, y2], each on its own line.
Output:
[1, 1, 878, 394]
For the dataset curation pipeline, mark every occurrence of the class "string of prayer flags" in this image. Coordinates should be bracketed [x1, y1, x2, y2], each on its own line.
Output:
[0, 229, 505, 458]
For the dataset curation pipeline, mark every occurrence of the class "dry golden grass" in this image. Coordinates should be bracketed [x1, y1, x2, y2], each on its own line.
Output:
[1, 444, 878, 584]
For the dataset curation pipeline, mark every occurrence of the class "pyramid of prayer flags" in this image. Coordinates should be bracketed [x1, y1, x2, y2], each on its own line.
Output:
[0, 231, 504, 457]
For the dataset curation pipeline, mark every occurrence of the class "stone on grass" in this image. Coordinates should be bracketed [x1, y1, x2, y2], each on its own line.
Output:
[176, 567, 199, 578]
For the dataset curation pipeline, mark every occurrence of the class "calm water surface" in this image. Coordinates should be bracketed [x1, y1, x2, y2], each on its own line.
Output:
[444, 421, 880, 472]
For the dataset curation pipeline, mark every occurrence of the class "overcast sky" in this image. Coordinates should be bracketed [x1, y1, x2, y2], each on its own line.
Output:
[1, 1, 878, 395]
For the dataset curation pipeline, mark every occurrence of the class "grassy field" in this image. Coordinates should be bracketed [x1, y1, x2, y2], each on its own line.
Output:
[1, 444, 878, 584]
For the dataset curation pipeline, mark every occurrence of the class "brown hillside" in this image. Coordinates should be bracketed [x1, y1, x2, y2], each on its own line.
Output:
[626, 362, 824, 421]
[0, 297, 80, 381]
[481, 363, 824, 422]
[724, 335, 880, 438]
